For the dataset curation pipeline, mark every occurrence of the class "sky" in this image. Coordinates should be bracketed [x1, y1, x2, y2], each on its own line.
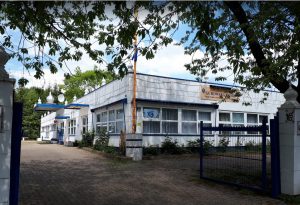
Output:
[3, 4, 234, 89]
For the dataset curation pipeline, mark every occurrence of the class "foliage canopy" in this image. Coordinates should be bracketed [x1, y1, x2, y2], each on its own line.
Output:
[1, 1, 300, 97]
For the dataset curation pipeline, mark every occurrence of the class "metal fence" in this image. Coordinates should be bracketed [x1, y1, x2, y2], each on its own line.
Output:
[200, 120, 270, 192]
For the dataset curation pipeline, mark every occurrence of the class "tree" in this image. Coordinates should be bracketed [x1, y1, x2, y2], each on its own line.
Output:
[1, 1, 300, 99]
[62, 66, 115, 102]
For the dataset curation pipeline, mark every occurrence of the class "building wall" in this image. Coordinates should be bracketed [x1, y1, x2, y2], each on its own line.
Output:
[39, 73, 285, 147]
[40, 112, 57, 141]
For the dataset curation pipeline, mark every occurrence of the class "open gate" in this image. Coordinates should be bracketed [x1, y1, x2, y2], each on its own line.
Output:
[200, 116, 280, 197]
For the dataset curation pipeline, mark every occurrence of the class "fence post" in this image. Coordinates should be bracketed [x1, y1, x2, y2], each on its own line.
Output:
[200, 121, 204, 178]
[271, 115, 281, 197]
[261, 118, 267, 190]
[9, 102, 23, 205]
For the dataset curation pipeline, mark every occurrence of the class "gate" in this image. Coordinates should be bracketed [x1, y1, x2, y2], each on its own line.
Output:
[200, 116, 280, 197]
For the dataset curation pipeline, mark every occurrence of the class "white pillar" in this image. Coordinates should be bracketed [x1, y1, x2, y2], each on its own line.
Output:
[0, 47, 15, 204]
[278, 85, 300, 195]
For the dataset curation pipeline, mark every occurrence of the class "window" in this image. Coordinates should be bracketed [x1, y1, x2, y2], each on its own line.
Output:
[259, 115, 269, 134]
[96, 124, 107, 134]
[51, 124, 56, 131]
[143, 107, 160, 133]
[182, 110, 197, 134]
[82, 116, 88, 134]
[108, 110, 115, 133]
[219, 112, 230, 122]
[219, 112, 231, 134]
[247, 114, 258, 124]
[116, 109, 124, 133]
[232, 113, 244, 124]
[198, 111, 212, 134]
[232, 113, 244, 134]
[0, 106, 3, 132]
[96, 109, 124, 135]
[219, 112, 244, 135]
[162, 108, 178, 134]
[259, 115, 268, 124]
[96, 111, 108, 135]
[100, 112, 107, 122]
[143, 121, 160, 133]
[246, 114, 258, 134]
[143, 107, 160, 119]
[68, 119, 76, 135]
[199, 112, 211, 121]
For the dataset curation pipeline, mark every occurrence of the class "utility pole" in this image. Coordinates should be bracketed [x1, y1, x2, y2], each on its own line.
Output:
[131, 5, 138, 134]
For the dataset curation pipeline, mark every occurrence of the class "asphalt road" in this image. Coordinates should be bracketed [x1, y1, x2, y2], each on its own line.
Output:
[19, 142, 285, 205]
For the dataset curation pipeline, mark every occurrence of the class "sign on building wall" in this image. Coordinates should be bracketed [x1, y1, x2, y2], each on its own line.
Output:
[200, 85, 241, 102]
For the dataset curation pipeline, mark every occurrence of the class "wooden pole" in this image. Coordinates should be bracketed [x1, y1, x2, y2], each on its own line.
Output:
[132, 6, 138, 134]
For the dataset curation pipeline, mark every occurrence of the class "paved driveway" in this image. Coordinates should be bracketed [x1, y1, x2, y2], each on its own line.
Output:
[19, 142, 284, 205]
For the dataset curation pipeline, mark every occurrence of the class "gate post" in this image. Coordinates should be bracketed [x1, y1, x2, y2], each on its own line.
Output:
[278, 85, 300, 195]
[0, 47, 16, 204]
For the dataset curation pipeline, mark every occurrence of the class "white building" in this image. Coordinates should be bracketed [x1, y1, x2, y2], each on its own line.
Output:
[36, 72, 285, 147]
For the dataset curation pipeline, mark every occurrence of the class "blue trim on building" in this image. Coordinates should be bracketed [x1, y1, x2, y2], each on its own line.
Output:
[34, 103, 65, 111]
[55, 116, 70, 119]
[136, 98, 219, 109]
[64, 103, 89, 109]
[91, 98, 128, 112]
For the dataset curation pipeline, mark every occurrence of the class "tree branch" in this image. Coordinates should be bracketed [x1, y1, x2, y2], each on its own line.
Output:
[225, 1, 290, 93]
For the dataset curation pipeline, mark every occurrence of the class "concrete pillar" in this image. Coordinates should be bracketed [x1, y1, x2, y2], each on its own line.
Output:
[125, 133, 143, 161]
[0, 47, 15, 205]
[278, 85, 300, 195]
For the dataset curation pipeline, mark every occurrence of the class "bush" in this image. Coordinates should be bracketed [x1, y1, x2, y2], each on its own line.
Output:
[187, 139, 214, 154]
[143, 145, 160, 156]
[187, 139, 200, 153]
[161, 136, 184, 154]
[73, 140, 79, 147]
[218, 136, 230, 152]
[245, 140, 256, 151]
[94, 129, 109, 147]
[93, 128, 117, 154]
[203, 140, 214, 155]
[82, 131, 95, 147]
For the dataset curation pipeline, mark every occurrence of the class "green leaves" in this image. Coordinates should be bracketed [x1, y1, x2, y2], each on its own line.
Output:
[62, 67, 116, 102]
[0, 1, 298, 98]
[18, 77, 29, 87]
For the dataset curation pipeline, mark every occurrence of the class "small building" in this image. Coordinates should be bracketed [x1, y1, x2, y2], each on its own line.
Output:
[37, 72, 285, 147]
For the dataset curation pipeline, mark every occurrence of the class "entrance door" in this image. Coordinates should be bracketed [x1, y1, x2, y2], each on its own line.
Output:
[58, 122, 64, 145]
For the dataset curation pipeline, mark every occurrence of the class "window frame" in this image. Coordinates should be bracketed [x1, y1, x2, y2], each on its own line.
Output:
[181, 109, 197, 134]
[68, 119, 76, 135]
[82, 116, 88, 134]
[116, 109, 124, 134]
[142, 107, 161, 134]
[95, 108, 124, 135]
[198, 111, 213, 135]
[161, 108, 178, 134]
